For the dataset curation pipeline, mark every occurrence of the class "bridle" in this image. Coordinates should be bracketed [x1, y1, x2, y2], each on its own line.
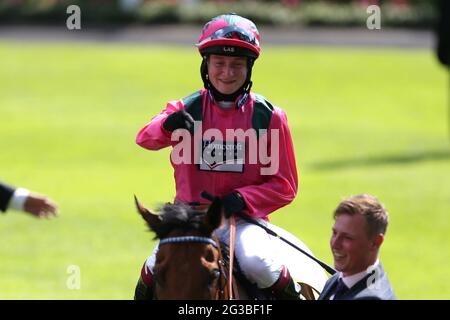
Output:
[159, 236, 218, 248]
[157, 235, 230, 300]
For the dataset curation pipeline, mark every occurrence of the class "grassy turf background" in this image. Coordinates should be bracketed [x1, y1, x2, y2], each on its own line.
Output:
[0, 42, 448, 299]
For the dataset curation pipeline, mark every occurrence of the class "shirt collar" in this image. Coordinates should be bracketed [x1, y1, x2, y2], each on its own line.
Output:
[339, 259, 380, 289]
[207, 88, 250, 109]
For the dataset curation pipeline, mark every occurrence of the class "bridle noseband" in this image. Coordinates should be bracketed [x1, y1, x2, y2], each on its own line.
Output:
[159, 236, 218, 248]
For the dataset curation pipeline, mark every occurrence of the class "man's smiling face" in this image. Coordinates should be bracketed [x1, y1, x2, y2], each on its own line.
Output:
[330, 213, 382, 277]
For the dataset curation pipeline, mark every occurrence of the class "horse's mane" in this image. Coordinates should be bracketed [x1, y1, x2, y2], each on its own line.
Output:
[150, 203, 207, 239]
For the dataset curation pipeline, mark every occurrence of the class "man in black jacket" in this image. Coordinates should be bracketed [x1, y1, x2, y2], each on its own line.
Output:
[319, 194, 396, 300]
[1, 181, 57, 218]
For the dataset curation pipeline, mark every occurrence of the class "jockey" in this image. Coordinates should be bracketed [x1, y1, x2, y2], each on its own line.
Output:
[135, 13, 300, 299]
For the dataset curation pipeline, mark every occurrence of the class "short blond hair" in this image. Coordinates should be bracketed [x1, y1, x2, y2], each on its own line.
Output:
[334, 194, 389, 238]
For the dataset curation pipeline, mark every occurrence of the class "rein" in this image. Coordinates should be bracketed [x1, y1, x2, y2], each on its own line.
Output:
[228, 215, 238, 300]
[200, 191, 337, 276]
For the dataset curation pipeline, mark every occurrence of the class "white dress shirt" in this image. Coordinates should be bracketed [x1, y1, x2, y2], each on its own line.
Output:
[331, 259, 380, 300]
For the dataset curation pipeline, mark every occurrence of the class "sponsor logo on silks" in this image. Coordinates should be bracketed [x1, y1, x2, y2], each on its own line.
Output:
[170, 122, 280, 175]
[199, 139, 244, 172]
[223, 46, 235, 53]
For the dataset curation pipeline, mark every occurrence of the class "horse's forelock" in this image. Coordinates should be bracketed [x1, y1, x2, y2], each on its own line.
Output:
[152, 203, 207, 239]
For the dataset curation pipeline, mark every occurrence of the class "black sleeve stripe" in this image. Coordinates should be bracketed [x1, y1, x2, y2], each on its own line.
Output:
[252, 94, 274, 140]
[182, 91, 203, 122]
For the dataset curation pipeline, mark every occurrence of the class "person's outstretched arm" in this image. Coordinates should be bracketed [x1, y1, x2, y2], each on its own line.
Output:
[0, 182, 58, 218]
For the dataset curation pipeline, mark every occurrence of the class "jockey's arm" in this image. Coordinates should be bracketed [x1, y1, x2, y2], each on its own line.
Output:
[235, 109, 298, 219]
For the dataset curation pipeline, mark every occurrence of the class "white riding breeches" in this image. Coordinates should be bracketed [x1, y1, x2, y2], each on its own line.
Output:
[214, 217, 283, 288]
[144, 217, 283, 289]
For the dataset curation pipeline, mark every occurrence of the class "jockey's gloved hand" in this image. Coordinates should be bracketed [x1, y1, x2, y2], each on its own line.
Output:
[222, 192, 245, 218]
[163, 110, 194, 133]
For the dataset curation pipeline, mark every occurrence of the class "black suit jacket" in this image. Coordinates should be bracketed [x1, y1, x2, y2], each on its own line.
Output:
[318, 262, 396, 300]
[0, 182, 15, 212]
[436, 0, 450, 67]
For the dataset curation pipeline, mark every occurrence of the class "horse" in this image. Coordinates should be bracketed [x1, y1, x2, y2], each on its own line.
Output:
[134, 195, 329, 300]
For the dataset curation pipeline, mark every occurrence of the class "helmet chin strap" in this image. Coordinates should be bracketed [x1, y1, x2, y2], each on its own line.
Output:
[201, 56, 254, 103]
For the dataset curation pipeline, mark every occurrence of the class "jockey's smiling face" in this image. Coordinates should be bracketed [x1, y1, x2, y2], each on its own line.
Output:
[208, 55, 248, 95]
[330, 213, 383, 277]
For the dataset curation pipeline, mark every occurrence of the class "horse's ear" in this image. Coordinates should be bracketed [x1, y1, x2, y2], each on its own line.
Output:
[134, 195, 161, 229]
[204, 196, 223, 234]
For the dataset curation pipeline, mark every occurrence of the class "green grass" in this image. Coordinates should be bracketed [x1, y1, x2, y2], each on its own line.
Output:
[0, 42, 449, 299]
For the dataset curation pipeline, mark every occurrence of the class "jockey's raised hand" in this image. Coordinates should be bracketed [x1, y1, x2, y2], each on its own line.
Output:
[162, 110, 194, 133]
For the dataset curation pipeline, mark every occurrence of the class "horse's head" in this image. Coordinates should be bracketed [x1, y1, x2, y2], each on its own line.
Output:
[134, 195, 225, 299]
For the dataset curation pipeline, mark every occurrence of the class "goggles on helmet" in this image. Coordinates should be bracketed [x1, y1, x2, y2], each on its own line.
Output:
[210, 26, 258, 46]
